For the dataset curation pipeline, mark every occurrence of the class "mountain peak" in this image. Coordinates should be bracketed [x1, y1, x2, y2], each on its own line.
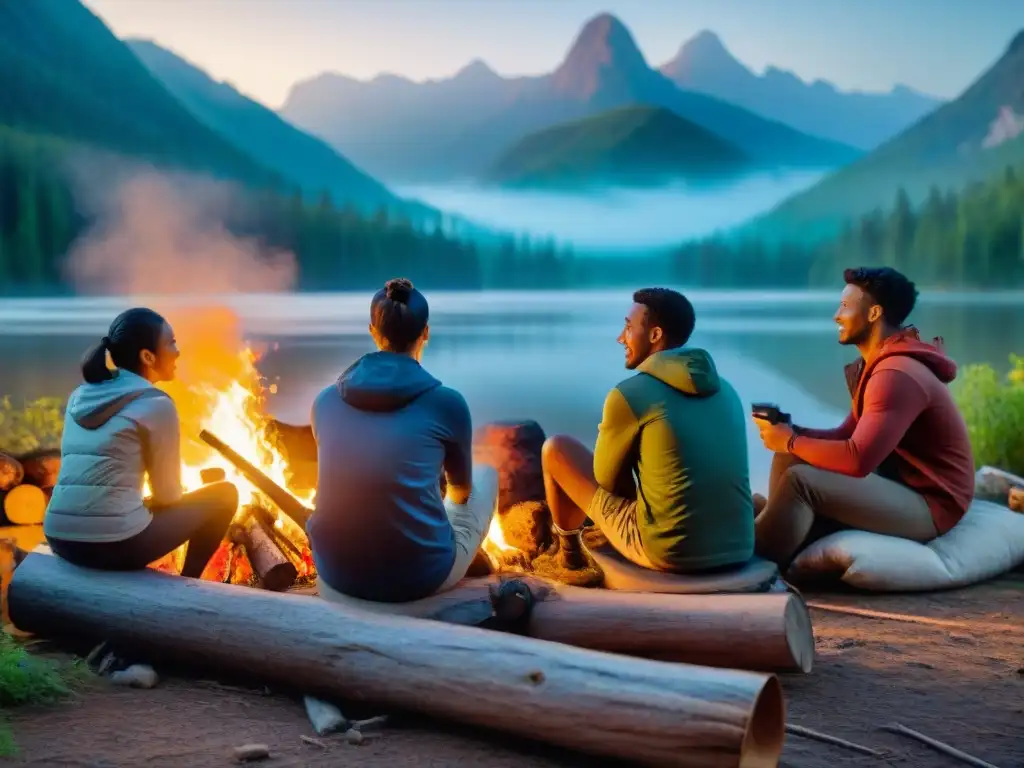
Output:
[661, 29, 749, 84]
[454, 58, 499, 82]
[553, 13, 650, 98]
[681, 29, 727, 56]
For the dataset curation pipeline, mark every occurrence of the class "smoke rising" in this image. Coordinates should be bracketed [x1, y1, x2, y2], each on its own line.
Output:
[64, 170, 296, 296]
[63, 167, 299, 462]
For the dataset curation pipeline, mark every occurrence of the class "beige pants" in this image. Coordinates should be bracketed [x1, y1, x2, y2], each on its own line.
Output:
[755, 453, 937, 567]
[317, 465, 498, 615]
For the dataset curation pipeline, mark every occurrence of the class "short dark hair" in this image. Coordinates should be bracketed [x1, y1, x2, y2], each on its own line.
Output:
[633, 287, 695, 348]
[843, 267, 918, 326]
[370, 277, 429, 353]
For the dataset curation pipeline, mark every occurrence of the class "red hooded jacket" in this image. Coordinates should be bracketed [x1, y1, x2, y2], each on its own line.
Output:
[791, 328, 975, 534]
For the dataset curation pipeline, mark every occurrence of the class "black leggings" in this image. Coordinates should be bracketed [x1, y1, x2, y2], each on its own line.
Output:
[47, 481, 239, 578]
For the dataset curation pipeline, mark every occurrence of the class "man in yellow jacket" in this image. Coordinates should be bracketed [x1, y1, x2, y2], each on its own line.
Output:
[542, 287, 755, 573]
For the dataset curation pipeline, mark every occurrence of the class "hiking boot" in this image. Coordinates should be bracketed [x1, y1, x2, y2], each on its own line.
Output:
[556, 530, 587, 570]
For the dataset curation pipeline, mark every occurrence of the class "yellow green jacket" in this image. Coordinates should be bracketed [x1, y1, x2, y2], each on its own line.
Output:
[594, 347, 754, 571]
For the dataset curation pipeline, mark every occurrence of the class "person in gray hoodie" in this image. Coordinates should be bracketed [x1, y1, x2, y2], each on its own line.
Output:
[309, 278, 498, 605]
[44, 308, 238, 578]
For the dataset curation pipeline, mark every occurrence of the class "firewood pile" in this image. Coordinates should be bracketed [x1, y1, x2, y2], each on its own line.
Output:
[149, 500, 317, 591]
[0, 448, 60, 527]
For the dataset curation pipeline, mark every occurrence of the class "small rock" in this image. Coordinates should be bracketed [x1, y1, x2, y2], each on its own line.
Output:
[344, 729, 364, 746]
[109, 664, 159, 689]
[1015, 667, 1023, 675]
[304, 696, 347, 735]
[906, 661, 935, 670]
[233, 744, 270, 762]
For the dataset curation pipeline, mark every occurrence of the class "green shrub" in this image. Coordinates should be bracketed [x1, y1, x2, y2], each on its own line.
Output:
[953, 354, 1024, 476]
[0, 632, 84, 756]
[0, 397, 65, 456]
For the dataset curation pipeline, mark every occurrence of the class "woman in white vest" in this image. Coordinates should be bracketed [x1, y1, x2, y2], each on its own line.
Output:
[44, 307, 238, 578]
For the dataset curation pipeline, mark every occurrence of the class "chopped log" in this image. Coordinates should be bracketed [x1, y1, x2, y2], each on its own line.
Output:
[200, 430, 311, 528]
[8, 554, 786, 767]
[200, 467, 227, 484]
[473, 420, 547, 509]
[0, 453, 25, 493]
[247, 505, 305, 565]
[17, 449, 60, 489]
[330, 574, 814, 674]
[240, 508, 298, 592]
[3, 484, 48, 525]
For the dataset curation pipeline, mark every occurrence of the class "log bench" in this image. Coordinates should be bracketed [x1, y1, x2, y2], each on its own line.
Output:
[8, 552, 787, 768]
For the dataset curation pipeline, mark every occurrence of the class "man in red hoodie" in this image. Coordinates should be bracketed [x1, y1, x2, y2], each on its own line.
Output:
[753, 267, 975, 567]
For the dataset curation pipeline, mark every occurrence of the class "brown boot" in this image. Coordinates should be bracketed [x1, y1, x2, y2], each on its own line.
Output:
[554, 526, 586, 570]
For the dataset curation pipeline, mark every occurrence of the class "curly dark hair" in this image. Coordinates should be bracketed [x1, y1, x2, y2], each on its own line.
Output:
[632, 287, 695, 348]
[843, 267, 918, 327]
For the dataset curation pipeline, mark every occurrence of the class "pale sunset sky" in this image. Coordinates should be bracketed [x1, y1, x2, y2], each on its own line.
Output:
[85, 0, 1023, 109]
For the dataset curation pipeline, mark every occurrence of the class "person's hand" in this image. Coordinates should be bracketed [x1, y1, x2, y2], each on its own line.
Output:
[753, 417, 795, 454]
[1010, 486, 1024, 512]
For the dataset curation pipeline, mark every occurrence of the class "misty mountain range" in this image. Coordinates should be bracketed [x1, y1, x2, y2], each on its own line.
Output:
[5, 0, 1024, 252]
[281, 14, 864, 183]
[658, 30, 941, 151]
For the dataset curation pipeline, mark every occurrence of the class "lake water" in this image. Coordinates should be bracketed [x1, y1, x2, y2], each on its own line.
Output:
[0, 290, 1020, 494]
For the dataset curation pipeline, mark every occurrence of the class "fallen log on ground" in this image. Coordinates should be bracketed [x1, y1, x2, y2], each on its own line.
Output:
[9, 554, 785, 768]
[314, 574, 814, 674]
[3, 484, 48, 525]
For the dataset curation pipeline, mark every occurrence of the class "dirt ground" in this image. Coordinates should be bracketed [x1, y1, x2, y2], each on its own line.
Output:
[5, 571, 1023, 768]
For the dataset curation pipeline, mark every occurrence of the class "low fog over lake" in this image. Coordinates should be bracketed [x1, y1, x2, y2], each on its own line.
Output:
[398, 170, 827, 249]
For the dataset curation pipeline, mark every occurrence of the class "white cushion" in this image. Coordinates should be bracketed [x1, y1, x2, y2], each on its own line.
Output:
[788, 499, 1024, 592]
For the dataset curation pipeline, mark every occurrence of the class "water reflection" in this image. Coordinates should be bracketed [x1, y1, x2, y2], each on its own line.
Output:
[0, 291, 1020, 494]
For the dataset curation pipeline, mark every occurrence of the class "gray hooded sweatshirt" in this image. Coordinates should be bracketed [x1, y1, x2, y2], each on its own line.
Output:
[44, 369, 183, 543]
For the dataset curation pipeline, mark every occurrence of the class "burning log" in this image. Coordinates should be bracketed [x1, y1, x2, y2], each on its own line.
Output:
[366, 575, 814, 674]
[199, 430, 311, 528]
[8, 554, 786, 768]
[238, 507, 298, 592]
[3, 484, 48, 526]
[0, 452, 25, 493]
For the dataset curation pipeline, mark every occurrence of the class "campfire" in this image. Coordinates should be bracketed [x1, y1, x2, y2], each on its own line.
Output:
[145, 345, 318, 588]
[144, 330, 518, 591]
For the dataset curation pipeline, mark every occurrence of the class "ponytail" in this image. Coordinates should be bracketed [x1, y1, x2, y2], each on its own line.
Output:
[80, 308, 167, 384]
[81, 336, 114, 384]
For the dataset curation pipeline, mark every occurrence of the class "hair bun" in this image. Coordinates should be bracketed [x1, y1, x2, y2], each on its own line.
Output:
[385, 278, 414, 304]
